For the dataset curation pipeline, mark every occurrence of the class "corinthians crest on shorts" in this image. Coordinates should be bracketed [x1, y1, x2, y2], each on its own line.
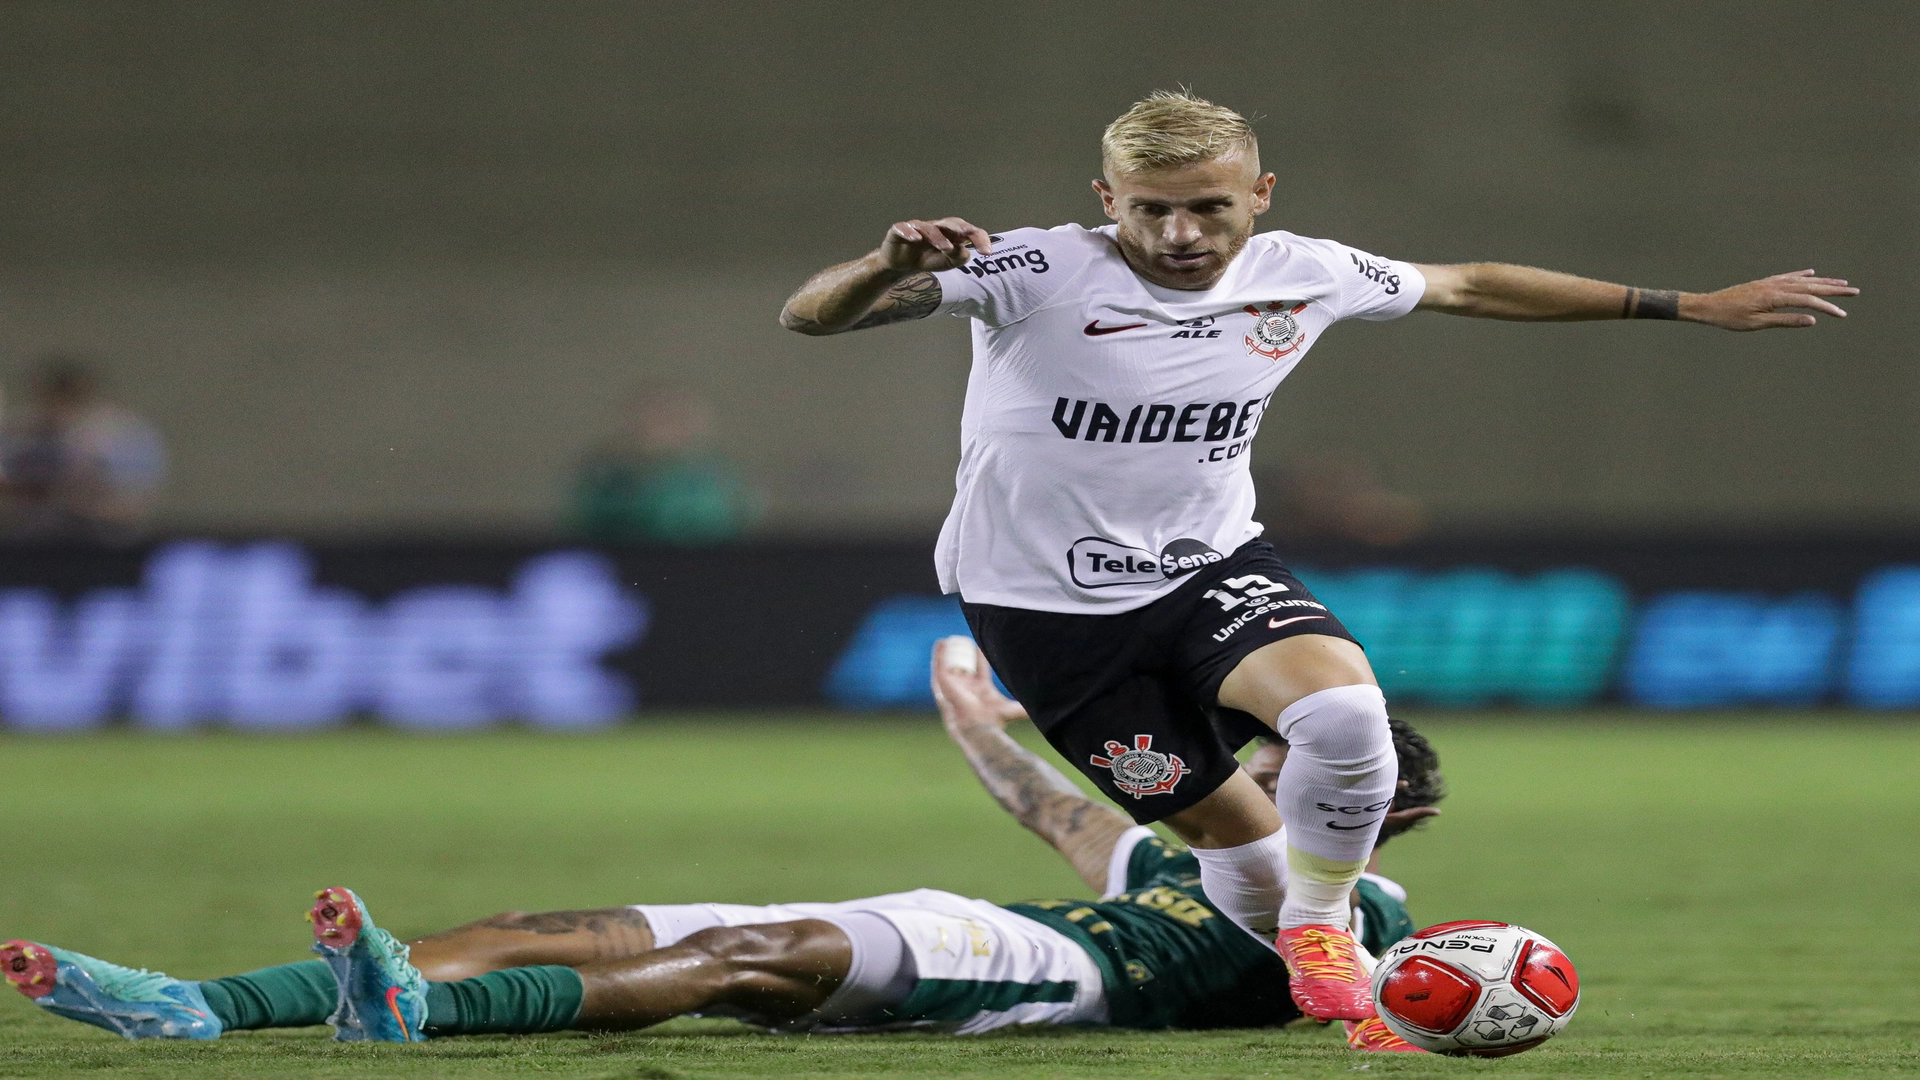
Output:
[1090, 734, 1190, 798]
[1244, 301, 1310, 360]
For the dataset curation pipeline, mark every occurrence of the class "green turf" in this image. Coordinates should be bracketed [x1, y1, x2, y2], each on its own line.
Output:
[2, 714, 1917, 1078]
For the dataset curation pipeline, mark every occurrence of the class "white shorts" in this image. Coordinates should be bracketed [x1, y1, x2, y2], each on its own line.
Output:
[634, 888, 1109, 1034]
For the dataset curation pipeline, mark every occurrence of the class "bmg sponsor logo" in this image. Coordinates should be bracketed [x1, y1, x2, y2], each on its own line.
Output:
[1068, 537, 1224, 590]
[959, 247, 1049, 278]
[1349, 252, 1402, 294]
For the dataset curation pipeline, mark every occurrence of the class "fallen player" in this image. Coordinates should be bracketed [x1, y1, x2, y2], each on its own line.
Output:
[5, 643, 1443, 1051]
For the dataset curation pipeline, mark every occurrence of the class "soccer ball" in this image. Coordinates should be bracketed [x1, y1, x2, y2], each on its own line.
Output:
[1370, 921, 1580, 1057]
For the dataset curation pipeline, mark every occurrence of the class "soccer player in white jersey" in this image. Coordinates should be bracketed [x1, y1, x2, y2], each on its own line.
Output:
[779, 90, 1857, 1022]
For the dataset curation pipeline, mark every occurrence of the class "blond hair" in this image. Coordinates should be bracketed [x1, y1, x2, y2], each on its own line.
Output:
[1101, 89, 1258, 176]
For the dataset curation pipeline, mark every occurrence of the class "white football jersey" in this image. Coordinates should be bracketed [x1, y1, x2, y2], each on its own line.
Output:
[930, 223, 1424, 613]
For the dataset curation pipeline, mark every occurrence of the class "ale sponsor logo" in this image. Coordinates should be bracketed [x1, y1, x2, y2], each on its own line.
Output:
[1169, 315, 1221, 339]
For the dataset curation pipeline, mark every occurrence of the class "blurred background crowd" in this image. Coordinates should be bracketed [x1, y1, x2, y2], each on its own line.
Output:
[1, 356, 167, 541]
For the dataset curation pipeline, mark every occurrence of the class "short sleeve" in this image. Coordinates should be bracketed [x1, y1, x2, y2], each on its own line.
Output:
[1108, 831, 1201, 897]
[1302, 237, 1426, 322]
[931, 226, 1075, 328]
[1102, 826, 1158, 898]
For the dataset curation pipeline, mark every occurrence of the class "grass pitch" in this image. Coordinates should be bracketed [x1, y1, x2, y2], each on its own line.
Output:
[2, 714, 1916, 1078]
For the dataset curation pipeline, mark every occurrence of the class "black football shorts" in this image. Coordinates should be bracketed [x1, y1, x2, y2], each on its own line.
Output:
[962, 539, 1359, 824]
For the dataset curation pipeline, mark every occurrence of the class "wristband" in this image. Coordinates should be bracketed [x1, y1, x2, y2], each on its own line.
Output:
[1624, 288, 1680, 320]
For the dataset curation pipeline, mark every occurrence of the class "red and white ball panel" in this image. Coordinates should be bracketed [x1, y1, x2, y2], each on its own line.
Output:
[1371, 921, 1580, 1058]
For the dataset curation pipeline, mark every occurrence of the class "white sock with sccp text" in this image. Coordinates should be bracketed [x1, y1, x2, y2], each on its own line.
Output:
[1272, 684, 1396, 930]
[1188, 828, 1289, 943]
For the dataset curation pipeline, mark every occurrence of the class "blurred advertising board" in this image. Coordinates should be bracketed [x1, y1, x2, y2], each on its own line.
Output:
[0, 536, 1917, 728]
[824, 535, 1920, 713]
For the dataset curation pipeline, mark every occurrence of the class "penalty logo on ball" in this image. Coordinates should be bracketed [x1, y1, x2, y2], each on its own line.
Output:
[1244, 301, 1310, 360]
[1090, 734, 1189, 798]
[1371, 920, 1581, 1057]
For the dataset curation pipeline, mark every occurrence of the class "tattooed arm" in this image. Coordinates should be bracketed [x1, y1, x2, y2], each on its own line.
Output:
[948, 719, 1136, 893]
[780, 269, 942, 335]
[931, 642, 1135, 892]
[780, 216, 992, 335]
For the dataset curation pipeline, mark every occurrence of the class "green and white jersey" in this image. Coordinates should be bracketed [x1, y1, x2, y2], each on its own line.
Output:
[1003, 830, 1413, 1030]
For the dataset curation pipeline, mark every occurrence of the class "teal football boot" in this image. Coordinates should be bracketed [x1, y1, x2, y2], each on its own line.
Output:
[2, 939, 221, 1040]
[309, 887, 427, 1042]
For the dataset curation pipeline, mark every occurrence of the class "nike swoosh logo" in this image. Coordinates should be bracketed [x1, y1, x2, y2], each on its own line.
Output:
[1084, 320, 1148, 336]
[1327, 818, 1383, 831]
[1268, 615, 1325, 629]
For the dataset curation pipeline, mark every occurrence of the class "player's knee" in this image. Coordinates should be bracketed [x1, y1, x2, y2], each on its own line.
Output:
[679, 923, 842, 998]
[678, 924, 795, 971]
[1283, 684, 1392, 767]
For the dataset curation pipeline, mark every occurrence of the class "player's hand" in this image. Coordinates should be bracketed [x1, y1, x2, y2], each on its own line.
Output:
[1377, 805, 1440, 843]
[930, 639, 1027, 737]
[1688, 270, 1858, 331]
[878, 218, 993, 274]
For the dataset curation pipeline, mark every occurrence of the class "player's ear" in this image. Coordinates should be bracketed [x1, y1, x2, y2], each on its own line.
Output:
[1092, 178, 1120, 220]
[1250, 172, 1276, 216]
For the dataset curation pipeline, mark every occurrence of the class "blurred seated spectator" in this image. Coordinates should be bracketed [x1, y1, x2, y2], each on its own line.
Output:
[1254, 454, 1427, 548]
[0, 355, 167, 541]
[568, 384, 755, 544]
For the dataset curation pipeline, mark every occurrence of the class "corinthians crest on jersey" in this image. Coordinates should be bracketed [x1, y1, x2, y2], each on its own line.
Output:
[1244, 301, 1310, 360]
[1090, 734, 1191, 798]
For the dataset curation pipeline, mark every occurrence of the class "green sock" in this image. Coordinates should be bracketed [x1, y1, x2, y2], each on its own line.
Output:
[422, 966, 586, 1036]
[197, 960, 337, 1031]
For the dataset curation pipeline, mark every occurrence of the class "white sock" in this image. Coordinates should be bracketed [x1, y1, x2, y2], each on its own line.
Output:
[1283, 848, 1364, 931]
[1188, 829, 1289, 944]
[1272, 685, 1396, 930]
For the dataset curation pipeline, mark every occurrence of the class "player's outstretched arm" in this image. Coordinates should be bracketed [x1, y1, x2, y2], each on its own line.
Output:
[930, 639, 1135, 892]
[1413, 264, 1857, 330]
[779, 218, 990, 335]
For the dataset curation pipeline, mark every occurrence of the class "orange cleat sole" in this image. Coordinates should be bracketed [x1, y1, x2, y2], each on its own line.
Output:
[308, 887, 364, 950]
[3, 940, 58, 1000]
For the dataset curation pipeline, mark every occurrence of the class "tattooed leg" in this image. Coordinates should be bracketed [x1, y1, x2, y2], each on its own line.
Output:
[405, 908, 657, 981]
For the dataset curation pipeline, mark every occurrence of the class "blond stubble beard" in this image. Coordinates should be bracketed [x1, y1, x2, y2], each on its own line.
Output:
[1112, 219, 1254, 292]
